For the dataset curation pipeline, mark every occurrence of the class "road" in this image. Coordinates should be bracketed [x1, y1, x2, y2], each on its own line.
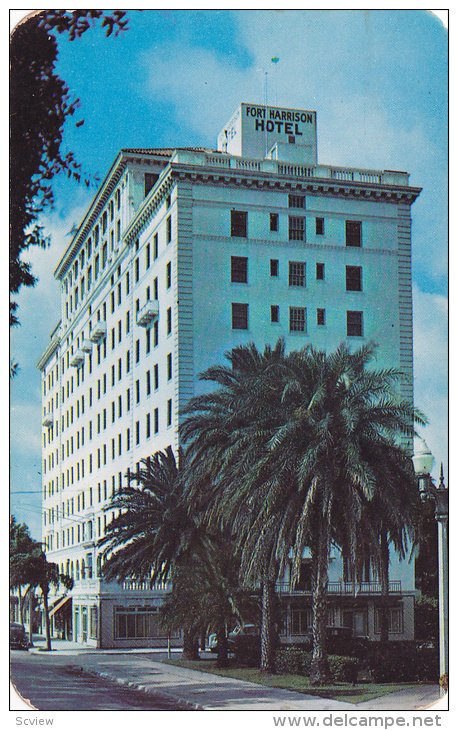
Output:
[11, 650, 192, 711]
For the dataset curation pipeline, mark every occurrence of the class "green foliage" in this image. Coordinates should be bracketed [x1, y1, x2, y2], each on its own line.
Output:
[10, 10, 129, 326]
[368, 642, 438, 682]
[328, 656, 360, 684]
[274, 648, 359, 683]
[10, 516, 42, 589]
[415, 595, 439, 642]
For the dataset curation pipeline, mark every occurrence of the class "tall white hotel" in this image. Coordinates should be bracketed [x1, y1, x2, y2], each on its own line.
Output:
[38, 103, 421, 648]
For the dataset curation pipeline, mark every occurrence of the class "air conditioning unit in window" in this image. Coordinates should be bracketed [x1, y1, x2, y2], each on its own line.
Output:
[42, 413, 54, 428]
[81, 339, 93, 353]
[70, 350, 84, 367]
[89, 321, 107, 343]
[136, 300, 159, 327]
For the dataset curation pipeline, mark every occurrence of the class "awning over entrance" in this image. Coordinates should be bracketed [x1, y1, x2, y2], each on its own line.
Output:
[49, 595, 72, 618]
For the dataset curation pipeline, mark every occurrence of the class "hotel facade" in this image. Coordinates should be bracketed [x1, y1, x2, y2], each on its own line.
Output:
[38, 103, 421, 647]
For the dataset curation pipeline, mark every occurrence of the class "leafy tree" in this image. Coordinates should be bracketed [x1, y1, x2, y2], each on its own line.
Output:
[10, 10, 129, 327]
[26, 554, 73, 650]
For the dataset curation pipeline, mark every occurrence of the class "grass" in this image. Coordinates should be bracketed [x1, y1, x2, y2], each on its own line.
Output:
[162, 658, 422, 704]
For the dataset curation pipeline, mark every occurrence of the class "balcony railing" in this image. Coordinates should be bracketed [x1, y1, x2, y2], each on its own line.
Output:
[276, 581, 402, 596]
[136, 299, 159, 328]
[70, 350, 84, 367]
[121, 578, 172, 592]
[81, 339, 93, 353]
[171, 150, 410, 187]
[89, 321, 107, 343]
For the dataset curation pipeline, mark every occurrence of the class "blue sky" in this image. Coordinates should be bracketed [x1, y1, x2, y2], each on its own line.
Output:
[10, 10, 448, 538]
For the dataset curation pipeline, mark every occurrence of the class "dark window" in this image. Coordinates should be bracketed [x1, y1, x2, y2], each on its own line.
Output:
[346, 220, 362, 247]
[166, 262, 171, 289]
[288, 194, 305, 209]
[289, 307, 306, 332]
[289, 261, 306, 287]
[146, 413, 151, 438]
[146, 370, 151, 396]
[232, 303, 248, 330]
[271, 305, 279, 323]
[231, 210, 247, 238]
[145, 173, 159, 197]
[154, 408, 159, 434]
[289, 216, 306, 241]
[316, 263, 325, 280]
[153, 233, 158, 260]
[166, 215, 172, 244]
[270, 213, 279, 232]
[316, 217, 324, 235]
[167, 307, 172, 335]
[134, 258, 139, 283]
[167, 399, 172, 427]
[146, 243, 151, 269]
[231, 256, 248, 283]
[346, 266, 362, 291]
[317, 308, 326, 326]
[270, 259, 279, 277]
[167, 353, 172, 380]
[347, 310, 363, 336]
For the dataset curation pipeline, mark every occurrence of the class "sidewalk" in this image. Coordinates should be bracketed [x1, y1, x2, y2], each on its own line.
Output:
[28, 636, 442, 711]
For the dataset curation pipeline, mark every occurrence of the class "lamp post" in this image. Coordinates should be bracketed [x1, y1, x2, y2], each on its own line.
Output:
[413, 441, 448, 680]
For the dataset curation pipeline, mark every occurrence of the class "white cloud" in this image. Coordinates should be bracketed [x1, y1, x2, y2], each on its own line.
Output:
[413, 284, 448, 481]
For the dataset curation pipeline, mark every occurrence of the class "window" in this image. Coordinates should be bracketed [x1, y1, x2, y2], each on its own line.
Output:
[135, 421, 140, 446]
[154, 408, 159, 434]
[288, 194, 305, 209]
[316, 217, 324, 235]
[289, 261, 306, 287]
[375, 607, 403, 634]
[153, 233, 158, 260]
[346, 265, 362, 291]
[271, 305, 279, 323]
[346, 220, 362, 247]
[166, 261, 171, 289]
[231, 256, 248, 283]
[144, 173, 159, 197]
[230, 210, 247, 237]
[146, 413, 151, 438]
[347, 310, 363, 336]
[114, 608, 177, 640]
[167, 353, 172, 381]
[166, 307, 172, 335]
[167, 399, 172, 427]
[154, 364, 159, 390]
[232, 303, 248, 330]
[289, 216, 306, 241]
[289, 306, 306, 333]
[291, 609, 312, 635]
[135, 339, 140, 364]
[134, 258, 139, 283]
[270, 213, 279, 232]
[146, 370, 151, 395]
[316, 262, 325, 280]
[317, 308, 326, 326]
[270, 259, 279, 277]
[166, 215, 172, 244]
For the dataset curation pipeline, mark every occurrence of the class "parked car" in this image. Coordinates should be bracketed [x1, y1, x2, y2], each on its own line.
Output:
[10, 623, 28, 650]
[227, 623, 259, 649]
[208, 633, 218, 653]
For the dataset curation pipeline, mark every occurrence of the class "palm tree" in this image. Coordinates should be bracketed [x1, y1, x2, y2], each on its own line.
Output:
[182, 340, 292, 673]
[182, 341, 424, 683]
[101, 447, 247, 665]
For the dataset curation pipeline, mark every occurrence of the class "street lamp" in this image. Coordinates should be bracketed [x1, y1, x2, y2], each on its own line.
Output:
[413, 440, 448, 681]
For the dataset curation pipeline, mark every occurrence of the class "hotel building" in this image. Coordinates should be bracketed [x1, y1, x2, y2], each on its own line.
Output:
[38, 103, 421, 647]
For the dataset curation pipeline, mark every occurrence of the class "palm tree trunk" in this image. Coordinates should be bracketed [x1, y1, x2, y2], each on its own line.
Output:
[182, 627, 199, 660]
[378, 530, 390, 645]
[260, 578, 276, 673]
[310, 530, 332, 685]
[20, 585, 30, 625]
[43, 589, 52, 651]
[216, 623, 229, 668]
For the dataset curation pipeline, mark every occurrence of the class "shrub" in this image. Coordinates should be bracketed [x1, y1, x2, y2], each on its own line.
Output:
[368, 642, 439, 682]
[328, 656, 360, 684]
[274, 648, 359, 683]
[233, 635, 261, 667]
[275, 647, 312, 675]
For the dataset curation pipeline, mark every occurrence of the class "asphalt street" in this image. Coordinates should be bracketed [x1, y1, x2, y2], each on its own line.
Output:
[11, 650, 192, 711]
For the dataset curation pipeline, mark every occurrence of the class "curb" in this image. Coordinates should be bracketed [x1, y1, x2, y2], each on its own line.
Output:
[86, 669, 204, 711]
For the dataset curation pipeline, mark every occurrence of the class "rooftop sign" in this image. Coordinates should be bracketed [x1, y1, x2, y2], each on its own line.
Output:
[217, 103, 317, 164]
